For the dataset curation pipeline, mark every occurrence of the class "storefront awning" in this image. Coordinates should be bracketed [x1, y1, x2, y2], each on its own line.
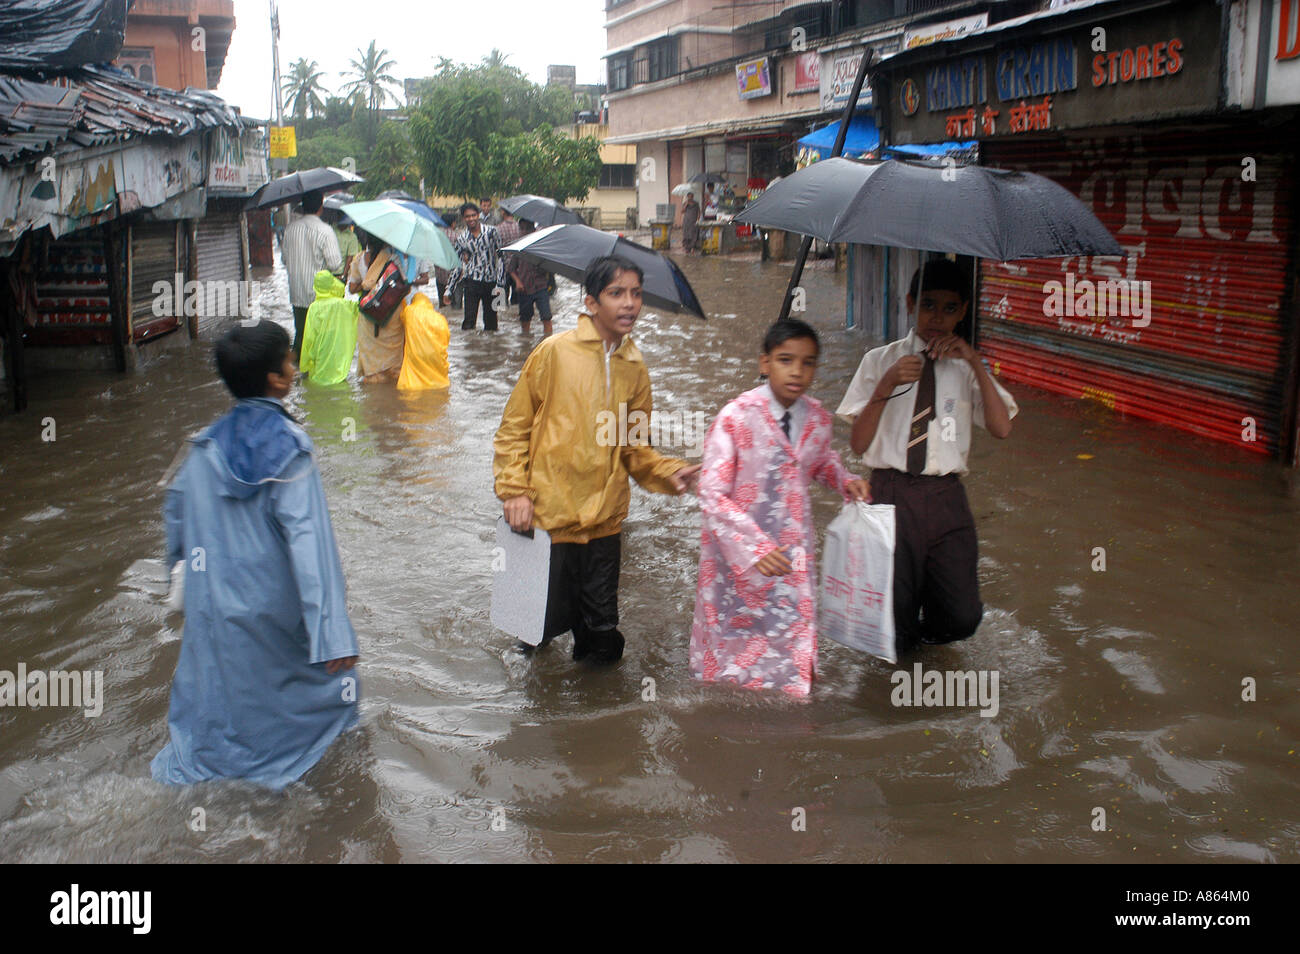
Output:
[796, 116, 879, 161]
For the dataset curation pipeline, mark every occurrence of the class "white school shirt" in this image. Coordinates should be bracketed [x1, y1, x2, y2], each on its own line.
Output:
[835, 330, 1018, 475]
[762, 382, 806, 447]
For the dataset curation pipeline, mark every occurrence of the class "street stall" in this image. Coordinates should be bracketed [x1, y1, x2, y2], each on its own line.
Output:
[1, 60, 252, 408]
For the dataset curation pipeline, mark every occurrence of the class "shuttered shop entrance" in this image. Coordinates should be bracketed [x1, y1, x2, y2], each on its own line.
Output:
[32, 232, 113, 346]
[130, 221, 180, 342]
[979, 127, 1296, 456]
[195, 212, 245, 335]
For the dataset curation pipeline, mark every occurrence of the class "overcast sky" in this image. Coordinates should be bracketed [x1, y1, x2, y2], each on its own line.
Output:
[215, 0, 609, 121]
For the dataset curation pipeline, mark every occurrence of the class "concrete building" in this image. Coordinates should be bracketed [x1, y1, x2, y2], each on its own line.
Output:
[116, 0, 236, 90]
[603, 0, 1014, 226]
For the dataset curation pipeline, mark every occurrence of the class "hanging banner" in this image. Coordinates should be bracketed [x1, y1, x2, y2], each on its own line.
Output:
[904, 13, 988, 51]
[736, 56, 772, 99]
[793, 51, 820, 92]
[269, 126, 297, 159]
[821, 49, 874, 110]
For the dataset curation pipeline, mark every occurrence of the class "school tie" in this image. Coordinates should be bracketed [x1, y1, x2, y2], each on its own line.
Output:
[906, 356, 935, 475]
[781, 410, 791, 441]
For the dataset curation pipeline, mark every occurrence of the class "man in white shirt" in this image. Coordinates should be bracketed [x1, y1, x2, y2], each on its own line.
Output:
[282, 190, 343, 361]
[837, 259, 1017, 653]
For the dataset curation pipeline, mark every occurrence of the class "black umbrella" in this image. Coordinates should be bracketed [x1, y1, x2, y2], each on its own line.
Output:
[245, 166, 364, 210]
[735, 156, 1122, 260]
[498, 194, 583, 228]
[504, 224, 706, 319]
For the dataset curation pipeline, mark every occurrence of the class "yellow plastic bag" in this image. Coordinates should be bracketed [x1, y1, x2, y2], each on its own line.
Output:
[396, 292, 450, 390]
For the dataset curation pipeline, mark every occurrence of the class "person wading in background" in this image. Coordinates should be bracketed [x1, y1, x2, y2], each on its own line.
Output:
[282, 189, 343, 362]
[454, 202, 503, 332]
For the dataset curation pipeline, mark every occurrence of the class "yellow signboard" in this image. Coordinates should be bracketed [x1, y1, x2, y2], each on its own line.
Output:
[269, 126, 297, 159]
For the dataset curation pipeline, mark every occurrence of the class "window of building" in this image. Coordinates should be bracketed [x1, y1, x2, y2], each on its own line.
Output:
[646, 37, 678, 83]
[599, 164, 636, 188]
[608, 53, 632, 91]
[117, 47, 156, 84]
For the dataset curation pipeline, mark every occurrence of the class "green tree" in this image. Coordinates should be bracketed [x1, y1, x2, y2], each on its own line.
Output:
[354, 122, 417, 198]
[409, 58, 584, 199]
[282, 58, 328, 121]
[341, 41, 403, 116]
[485, 126, 602, 204]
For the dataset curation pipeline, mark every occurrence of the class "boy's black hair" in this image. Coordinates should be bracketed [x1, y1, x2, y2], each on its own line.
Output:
[584, 255, 644, 299]
[763, 318, 819, 355]
[215, 320, 290, 399]
[460, 201, 479, 216]
[301, 190, 324, 215]
[907, 257, 971, 302]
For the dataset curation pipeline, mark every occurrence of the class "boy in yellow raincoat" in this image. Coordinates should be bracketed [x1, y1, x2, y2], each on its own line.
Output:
[300, 270, 359, 386]
[494, 256, 700, 663]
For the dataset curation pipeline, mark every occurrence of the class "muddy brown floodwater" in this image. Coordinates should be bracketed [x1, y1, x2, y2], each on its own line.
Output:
[0, 254, 1296, 863]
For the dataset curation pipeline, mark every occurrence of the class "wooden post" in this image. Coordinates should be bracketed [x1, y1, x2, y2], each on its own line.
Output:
[185, 219, 199, 339]
[105, 223, 129, 372]
[2, 264, 28, 412]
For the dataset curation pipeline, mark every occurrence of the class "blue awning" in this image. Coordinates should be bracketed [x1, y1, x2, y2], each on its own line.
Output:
[884, 140, 978, 159]
[796, 117, 879, 161]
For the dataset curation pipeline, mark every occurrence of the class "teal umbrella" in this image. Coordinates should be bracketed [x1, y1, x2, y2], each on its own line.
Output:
[343, 199, 458, 269]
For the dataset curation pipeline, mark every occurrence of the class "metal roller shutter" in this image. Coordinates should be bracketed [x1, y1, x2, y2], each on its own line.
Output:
[130, 221, 180, 342]
[979, 126, 1295, 456]
[195, 212, 245, 335]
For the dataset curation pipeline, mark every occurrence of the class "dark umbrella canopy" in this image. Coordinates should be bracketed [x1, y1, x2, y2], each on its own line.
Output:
[735, 157, 1122, 261]
[498, 194, 583, 228]
[244, 166, 363, 210]
[373, 190, 447, 227]
[504, 224, 706, 319]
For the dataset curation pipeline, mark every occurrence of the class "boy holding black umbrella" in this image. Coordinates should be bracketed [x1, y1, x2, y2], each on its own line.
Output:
[836, 259, 1017, 654]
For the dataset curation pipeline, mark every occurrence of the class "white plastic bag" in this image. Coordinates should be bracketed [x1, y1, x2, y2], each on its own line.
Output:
[166, 560, 185, 613]
[820, 502, 897, 663]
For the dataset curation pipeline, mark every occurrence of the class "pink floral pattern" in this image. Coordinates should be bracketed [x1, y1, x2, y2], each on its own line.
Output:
[690, 387, 858, 696]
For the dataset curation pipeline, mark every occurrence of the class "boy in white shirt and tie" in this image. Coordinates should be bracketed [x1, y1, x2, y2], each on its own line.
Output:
[837, 259, 1017, 654]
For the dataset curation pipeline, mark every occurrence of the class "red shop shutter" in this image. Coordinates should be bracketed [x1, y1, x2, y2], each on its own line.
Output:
[979, 125, 1295, 456]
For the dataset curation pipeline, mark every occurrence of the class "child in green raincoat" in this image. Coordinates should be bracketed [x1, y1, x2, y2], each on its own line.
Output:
[300, 270, 359, 385]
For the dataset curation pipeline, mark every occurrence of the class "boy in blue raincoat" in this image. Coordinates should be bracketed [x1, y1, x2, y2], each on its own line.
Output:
[152, 320, 360, 790]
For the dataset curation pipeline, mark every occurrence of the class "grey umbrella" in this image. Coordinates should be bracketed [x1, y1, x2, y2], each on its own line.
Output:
[735, 156, 1122, 260]
[504, 224, 706, 319]
[498, 194, 583, 228]
[245, 166, 364, 210]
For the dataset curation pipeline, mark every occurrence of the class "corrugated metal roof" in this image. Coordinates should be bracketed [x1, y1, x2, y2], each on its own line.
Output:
[0, 63, 241, 166]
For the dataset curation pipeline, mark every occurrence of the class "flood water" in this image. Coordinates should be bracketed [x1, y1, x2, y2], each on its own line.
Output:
[1, 253, 1296, 863]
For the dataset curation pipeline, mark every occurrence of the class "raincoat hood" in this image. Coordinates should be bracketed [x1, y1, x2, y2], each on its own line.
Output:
[313, 269, 345, 299]
[199, 398, 311, 498]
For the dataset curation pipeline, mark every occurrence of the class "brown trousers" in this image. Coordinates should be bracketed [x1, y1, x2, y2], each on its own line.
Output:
[869, 469, 984, 653]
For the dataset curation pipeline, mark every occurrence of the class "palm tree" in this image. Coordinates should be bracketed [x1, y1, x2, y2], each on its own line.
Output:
[282, 58, 328, 121]
[341, 41, 403, 116]
[482, 48, 510, 70]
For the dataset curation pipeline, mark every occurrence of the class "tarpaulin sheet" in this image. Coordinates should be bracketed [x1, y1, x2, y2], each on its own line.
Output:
[0, 0, 129, 71]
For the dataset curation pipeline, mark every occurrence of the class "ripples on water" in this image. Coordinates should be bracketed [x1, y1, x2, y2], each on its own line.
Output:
[0, 256, 1295, 863]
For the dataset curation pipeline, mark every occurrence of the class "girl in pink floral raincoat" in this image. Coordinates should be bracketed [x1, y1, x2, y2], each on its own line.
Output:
[690, 320, 871, 696]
